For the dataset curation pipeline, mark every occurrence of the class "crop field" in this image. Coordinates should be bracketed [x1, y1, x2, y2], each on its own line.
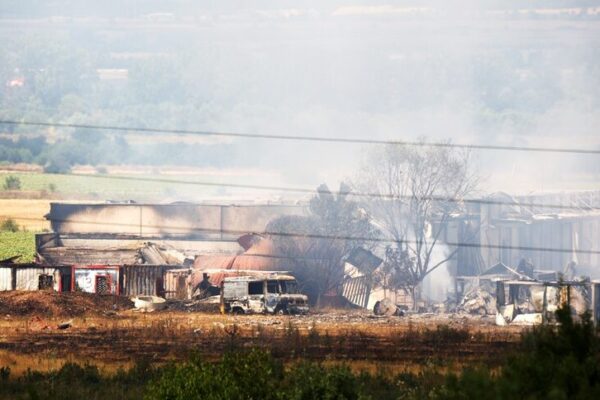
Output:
[0, 172, 201, 200]
[0, 199, 51, 231]
[0, 169, 284, 202]
[0, 232, 36, 262]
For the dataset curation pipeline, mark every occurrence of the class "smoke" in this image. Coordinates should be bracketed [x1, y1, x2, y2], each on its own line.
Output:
[2, 1, 599, 200]
[421, 243, 453, 303]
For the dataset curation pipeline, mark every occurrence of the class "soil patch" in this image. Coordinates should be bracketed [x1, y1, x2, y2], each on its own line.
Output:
[0, 291, 133, 317]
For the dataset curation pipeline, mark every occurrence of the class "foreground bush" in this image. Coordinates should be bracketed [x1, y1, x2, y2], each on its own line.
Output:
[0, 360, 157, 400]
[433, 306, 600, 399]
[145, 350, 389, 400]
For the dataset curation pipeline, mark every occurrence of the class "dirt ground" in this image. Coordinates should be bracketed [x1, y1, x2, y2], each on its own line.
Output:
[0, 292, 528, 376]
[0, 291, 133, 317]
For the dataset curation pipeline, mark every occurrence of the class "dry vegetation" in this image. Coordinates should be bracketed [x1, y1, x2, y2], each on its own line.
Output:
[0, 199, 50, 231]
[0, 292, 523, 376]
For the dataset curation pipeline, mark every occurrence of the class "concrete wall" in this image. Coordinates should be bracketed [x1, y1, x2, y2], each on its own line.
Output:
[47, 203, 307, 239]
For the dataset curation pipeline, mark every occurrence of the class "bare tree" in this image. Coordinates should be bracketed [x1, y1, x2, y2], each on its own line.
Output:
[356, 142, 479, 308]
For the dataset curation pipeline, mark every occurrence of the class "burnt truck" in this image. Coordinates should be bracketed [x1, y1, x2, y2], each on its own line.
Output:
[220, 274, 309, 315]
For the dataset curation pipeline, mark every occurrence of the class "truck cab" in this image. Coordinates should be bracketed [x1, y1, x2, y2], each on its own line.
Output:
[220, 274, 309, 315]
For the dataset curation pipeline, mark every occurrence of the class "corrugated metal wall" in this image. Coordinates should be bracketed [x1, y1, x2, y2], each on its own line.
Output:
[122, 265, 169, 297]
[0, 268, 12, 291]
[164, 269, 192, 299]
[342, 276, 371, 308]
[15, 268, 61, 291]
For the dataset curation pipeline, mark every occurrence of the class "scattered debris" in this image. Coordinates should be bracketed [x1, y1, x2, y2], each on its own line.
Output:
[373, 299, 404, 317]
[511, 313, 543, 326]
[132, 295, 167, 312]
[57, 320, 72, 330]
[139, 242, 193, 266]
[458, 287, 496, 315]
[166, 297, 220, 313]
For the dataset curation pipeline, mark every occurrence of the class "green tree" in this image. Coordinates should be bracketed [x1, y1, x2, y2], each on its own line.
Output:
[266, 183, 379, 305]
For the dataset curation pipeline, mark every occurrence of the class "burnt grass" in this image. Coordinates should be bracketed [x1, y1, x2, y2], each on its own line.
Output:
[0, 318, 514, 367]
[0, 307, 599, 400]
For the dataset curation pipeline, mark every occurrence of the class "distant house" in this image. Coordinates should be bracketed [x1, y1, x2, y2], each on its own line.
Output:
[6, 76, 25, 87]
[96, 68, 128, 81]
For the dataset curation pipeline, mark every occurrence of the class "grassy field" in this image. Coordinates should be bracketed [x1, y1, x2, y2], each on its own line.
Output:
[0, 231, 36, 262]
[0, 172, 240, 201]
[1, 172, 180, 199]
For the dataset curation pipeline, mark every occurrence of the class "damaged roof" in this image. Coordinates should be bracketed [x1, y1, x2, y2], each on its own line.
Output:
[192, 236, 291, 287]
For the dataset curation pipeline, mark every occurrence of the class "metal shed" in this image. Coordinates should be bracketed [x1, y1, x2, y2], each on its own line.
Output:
[121, 264, 181, 297]
[0, 263, 71, 292]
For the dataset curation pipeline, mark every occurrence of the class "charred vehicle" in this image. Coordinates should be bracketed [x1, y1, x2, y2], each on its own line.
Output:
[220, 274, 309, 315]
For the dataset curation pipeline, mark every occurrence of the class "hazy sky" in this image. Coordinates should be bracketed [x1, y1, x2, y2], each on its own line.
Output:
[1, 1, 599, 197]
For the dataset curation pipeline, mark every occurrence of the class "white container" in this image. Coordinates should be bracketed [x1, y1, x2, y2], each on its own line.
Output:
[132, 295, 167, 312]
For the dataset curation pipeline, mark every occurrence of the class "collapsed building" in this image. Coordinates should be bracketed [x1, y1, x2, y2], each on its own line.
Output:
[1, 191, 598, 320]
[0, 201, 307, 299]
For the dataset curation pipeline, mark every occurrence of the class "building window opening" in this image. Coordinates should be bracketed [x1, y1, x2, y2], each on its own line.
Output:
[38, 274, 53, 290]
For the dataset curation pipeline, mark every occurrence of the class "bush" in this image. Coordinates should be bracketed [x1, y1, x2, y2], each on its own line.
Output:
[431, 305, 600, 399]
[145, 350, 405, 400]
[0, 366, 10, 381]
[0, 218, 19, 232]
[285, 362, 359, 400]
[146, 349, 284, 400]
[2, 175, 21, 190]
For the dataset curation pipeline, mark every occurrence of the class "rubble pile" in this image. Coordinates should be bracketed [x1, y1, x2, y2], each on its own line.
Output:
[458, 287, 496, 315]
[165, 297, 221, 313]
[0, 291, 133, 317]
[138, 242, 193, 265]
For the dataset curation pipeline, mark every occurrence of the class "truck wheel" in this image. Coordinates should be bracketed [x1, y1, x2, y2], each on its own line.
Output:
[275, 306, 287, 315]
[231, 307, 245, 315]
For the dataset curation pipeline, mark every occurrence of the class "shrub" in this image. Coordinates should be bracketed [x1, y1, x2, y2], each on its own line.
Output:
[0, 366, 10, 381]
[0, 218, 20, 232]
[146, 350, 284, 400]
[3, 175, 21, 190]
[285, 362, 359, 400]
[431, 305, 600, 399]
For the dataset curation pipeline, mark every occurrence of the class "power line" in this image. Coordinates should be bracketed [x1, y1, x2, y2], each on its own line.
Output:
[46, 172, 600, 212]
[2, 119, 599, 154]
[8, 214, 600, 256]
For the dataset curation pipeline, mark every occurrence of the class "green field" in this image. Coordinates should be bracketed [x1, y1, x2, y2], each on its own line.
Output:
[0, 231, 36, 263]
[1, 172, 224, 201]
